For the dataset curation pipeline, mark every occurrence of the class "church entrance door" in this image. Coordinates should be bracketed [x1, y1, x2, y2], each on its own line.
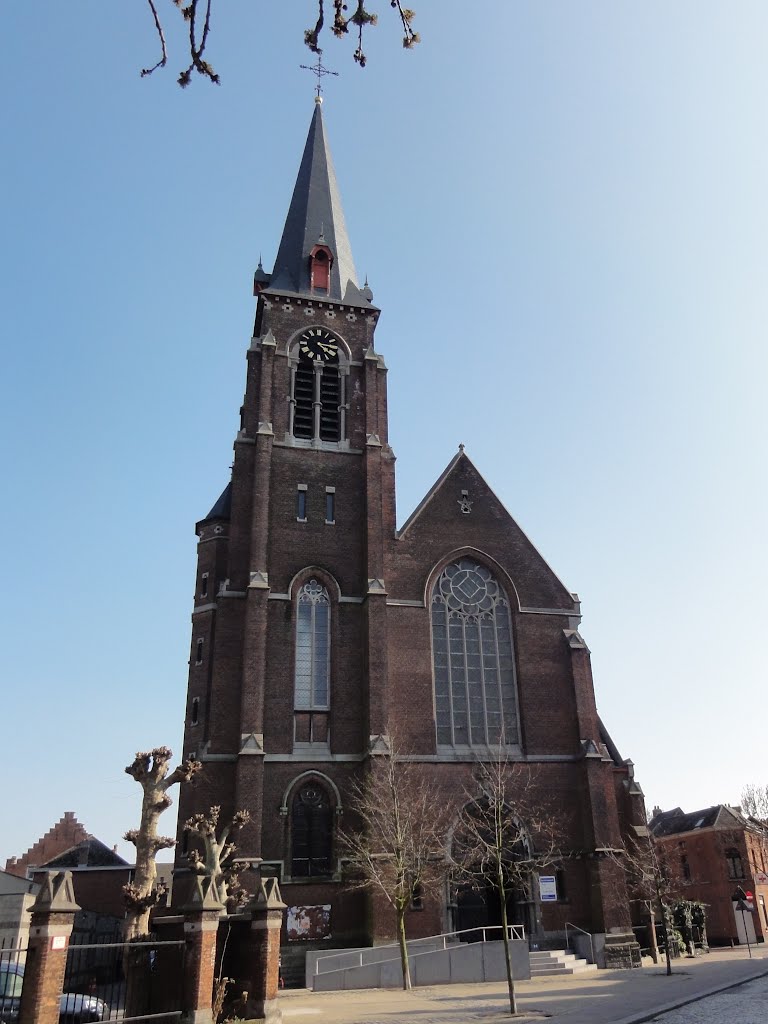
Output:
[455, 875, 525, 942]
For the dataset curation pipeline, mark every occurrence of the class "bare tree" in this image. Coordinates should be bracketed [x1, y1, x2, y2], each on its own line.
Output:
[184, 805, 251, 909]
[741, 784, 768, 821]
[338, 738, 451, 990]
[450, 756, 562, 1017]
[616, 829, 688, 976]
[123, 746, 202, 939]
[140, 1, 420, 87]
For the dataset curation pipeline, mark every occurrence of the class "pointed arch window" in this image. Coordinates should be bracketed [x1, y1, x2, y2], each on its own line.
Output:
[291, 781, 333, 877]
[431, 558, 519, 748]
[295, 580, 330, 710]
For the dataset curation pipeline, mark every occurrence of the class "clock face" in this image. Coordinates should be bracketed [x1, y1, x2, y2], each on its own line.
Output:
[298, 327, 339, 362]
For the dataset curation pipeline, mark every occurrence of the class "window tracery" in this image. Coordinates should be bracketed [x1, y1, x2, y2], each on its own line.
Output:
[294, 580, 330, 711]
[291, 781, 332, 877]
[431, 558, 519, 747]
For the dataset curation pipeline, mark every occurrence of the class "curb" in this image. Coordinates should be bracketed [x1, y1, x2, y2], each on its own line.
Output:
[610, 964, 768, 1024]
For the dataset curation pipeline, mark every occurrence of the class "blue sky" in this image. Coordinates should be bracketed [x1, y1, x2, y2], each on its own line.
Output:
[2, 2, 767, 865]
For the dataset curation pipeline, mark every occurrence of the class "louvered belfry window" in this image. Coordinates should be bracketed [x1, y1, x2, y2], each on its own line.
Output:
[432, 559, 519, 747]
[292, 351, 341, 442]
[294, 580, 330, 710]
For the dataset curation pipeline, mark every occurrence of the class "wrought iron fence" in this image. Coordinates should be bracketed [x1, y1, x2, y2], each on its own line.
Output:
[1, 941, 28, 1023]
[64, 935, 185, 1023]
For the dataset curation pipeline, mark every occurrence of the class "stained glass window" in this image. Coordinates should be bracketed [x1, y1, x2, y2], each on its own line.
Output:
[432, 559, 519, 747]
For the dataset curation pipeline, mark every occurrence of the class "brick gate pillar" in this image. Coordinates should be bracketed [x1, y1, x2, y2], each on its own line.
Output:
[181, 878, 225, 1024]
[19, 871, 80, 1024]
[245, 878, 286, 1024]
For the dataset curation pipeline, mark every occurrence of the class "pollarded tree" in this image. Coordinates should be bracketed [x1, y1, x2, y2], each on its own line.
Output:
[450, 757, 563, 1017]
[139, 1, 420, 86]
[123, 746, 202, 939]
[338, 736, 451, 990]
[184, 805, 252, 909]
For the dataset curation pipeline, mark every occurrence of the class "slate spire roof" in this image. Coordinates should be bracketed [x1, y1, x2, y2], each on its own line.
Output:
[267, 99, 372, 307]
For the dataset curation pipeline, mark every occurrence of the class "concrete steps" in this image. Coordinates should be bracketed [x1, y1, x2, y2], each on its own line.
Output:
[529, 950, 597, 976]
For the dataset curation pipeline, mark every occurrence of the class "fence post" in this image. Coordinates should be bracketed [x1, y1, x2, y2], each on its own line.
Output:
[19, 871, 80, 1024]
[181, 878, 225, 1024]
[246, 878, 286, 1024]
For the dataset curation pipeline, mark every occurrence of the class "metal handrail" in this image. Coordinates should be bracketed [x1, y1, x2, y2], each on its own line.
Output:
[564, 921, 594, 965]
[313, 923, 526, 975]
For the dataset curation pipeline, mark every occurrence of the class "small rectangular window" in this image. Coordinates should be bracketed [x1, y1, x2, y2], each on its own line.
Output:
[297, 485, 307, 521]
[191, 697, 200, 725]
[201, 573, 209, 598]
[195, 638, 204, 665]
[325, 489, 335, 524]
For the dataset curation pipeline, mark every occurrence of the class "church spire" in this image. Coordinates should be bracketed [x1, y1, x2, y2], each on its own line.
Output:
[268, 99, 371, 306]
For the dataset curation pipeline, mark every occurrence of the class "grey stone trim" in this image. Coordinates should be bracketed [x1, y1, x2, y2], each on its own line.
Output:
[200, 753, 238, 762]
[273, 439, 363, 455]
[197, 535, 229, 546]
[268, 592, 291, 601]
[257, 422, 274, 436]
[219, 582, 246, 598]
[520, 606, 581, 617]
[339, 595, 364, 604]
[192, 603, 218, 616]
[240, 732, 265, 755]
[386, 599, 425, 607]
[234, 431, 256, 446]
[248, 571, 270, 589]
[264, 753, 362, 763]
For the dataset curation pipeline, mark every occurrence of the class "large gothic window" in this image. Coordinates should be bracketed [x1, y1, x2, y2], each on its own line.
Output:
[294, 580, 330, 709]
[294, 580, 331, 746]
[291, 782, 332, 877]
[431, 559, 519, 747]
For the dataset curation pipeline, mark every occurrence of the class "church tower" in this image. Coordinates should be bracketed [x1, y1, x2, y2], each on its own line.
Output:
[176, 101, 646, 963]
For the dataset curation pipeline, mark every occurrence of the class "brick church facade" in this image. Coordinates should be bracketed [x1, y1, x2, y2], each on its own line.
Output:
[175, 100, 645, 957]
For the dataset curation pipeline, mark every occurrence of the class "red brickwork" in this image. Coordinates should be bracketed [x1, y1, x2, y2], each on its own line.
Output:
[6, 813, 90, 879]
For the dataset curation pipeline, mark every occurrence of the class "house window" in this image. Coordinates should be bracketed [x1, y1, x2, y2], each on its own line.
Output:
[294, 580, 330, 710]
[325, 488, 335, 524]
[195, 638, 204, 665]
[431, 559, 519, 747]
[191, 697, 199, 726]
[726, 848, 744, 879]
[200, 573, 209, 598]
[291, 782, 332, 877]
[681, 855, 691, 881]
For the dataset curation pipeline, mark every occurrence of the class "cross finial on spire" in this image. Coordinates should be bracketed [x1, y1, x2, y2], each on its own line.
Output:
[299, 48, 339, 99]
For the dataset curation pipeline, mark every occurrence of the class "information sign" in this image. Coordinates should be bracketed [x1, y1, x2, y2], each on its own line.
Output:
[539, 875, 557, 902]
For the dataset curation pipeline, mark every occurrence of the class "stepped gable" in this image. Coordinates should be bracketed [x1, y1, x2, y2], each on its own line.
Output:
[4, 811, 91, 878]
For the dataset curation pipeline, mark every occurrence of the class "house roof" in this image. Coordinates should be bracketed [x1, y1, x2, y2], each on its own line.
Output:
[39, 838, 129, 869]
[266, 100, 373, 308]
[649, 804, 746, 837]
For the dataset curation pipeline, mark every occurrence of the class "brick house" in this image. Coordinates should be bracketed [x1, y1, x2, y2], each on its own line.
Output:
[650, 804, 768, 945]
[173, 100, 646, 964]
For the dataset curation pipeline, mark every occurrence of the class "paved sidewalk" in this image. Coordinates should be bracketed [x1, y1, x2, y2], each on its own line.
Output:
[277, 948, 768, 1024]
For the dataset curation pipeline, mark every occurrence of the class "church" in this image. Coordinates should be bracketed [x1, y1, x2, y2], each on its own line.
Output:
[174, 99, 646, 965]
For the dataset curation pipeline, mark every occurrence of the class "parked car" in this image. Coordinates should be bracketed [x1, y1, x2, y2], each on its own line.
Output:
[0, 963, 108, 1024]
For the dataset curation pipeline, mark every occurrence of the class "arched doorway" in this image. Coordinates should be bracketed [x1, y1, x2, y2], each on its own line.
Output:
[454, 872, 528, 941]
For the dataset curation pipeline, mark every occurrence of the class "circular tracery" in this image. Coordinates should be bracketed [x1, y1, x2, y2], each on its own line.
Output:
[438, 559, 501, 614]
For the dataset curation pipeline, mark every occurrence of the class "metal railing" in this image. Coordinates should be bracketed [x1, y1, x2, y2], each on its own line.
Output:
[314, 923, 526, 976]
[564, 921, 594, 965]
[64, 937, 185, 1023]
